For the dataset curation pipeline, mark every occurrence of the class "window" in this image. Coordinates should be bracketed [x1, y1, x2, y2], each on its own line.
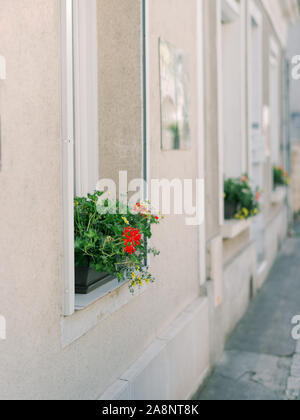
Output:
[269, 37, 281, 167]
[61, 0, 99, 316]
[221, 0, 247, 178]
[61, 0, 145, 317]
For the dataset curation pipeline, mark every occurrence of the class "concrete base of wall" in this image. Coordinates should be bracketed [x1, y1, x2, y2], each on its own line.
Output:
[99, 298, 210, 400]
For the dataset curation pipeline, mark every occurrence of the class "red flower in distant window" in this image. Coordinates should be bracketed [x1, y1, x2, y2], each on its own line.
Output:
[122, 227, 142, 254]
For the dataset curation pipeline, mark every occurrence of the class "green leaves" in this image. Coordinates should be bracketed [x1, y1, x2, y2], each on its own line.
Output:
[273, 166, 289, 187]
[74, 192, 161, 286]
[224, 175, 260, 220]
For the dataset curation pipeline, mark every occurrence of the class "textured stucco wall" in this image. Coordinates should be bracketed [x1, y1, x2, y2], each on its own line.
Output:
[0, 0, 202, 400]
[146, 0, 202, 332]
[0, 0, 63, 399]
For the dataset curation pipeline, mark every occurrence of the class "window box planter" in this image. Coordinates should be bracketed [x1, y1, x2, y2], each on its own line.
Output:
[74, 192, 162, 296]
[271, 186, 287, 205]
[75, 267, 114, 295]
[224, 201, 238, 220]
[224, 176, 261, 222]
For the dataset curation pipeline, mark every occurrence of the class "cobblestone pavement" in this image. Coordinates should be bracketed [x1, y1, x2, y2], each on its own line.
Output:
[197, 225, 300, 401]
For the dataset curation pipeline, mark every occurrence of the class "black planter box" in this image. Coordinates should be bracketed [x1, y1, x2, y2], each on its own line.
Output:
[224, 201, 238, 220]
[75, 267, 114, 294]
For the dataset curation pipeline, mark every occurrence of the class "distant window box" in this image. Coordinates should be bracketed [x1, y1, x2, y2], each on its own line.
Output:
[273, 166, 290, 188]
[224, 175, 261, 221]
[74, 192, 162, 295]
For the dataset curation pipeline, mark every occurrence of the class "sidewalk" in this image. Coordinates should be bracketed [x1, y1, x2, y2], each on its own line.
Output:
[197, 225, 300, 401]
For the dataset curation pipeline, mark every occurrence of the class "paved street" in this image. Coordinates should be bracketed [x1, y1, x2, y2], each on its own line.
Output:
[198, 224, 300, 401]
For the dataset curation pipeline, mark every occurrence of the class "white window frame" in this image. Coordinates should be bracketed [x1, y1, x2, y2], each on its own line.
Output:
[73, 0, 99, 197]
[269, 36, 281, 166]
[61, 0, 99, 316]
[61, 0, 75, 316]
[0, 55, 6, 80]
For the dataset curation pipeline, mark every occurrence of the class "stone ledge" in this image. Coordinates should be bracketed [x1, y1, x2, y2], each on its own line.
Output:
[271, 187, 287, 205]
[222, 219, 252, 240]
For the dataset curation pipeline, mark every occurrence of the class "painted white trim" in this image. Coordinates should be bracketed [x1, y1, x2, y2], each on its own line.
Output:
[197, 0, 206, 286]
[241, 0, 247, 174]
[73, 0, 99, 197]
[0, 56, 6, 80]
[60, 0, 75, 316]
[144, 0, 151, 199]
[217, 0, 224, 227]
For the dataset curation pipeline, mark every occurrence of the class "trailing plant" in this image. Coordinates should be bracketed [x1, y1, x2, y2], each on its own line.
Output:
[74, 191, 162, 293]
[168, 123, 180, 150]
[273, 166, 290, 188]
[224, 175, 261, 220]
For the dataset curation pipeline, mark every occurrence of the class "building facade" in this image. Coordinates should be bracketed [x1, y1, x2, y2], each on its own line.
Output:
[0, 0, 298, 400]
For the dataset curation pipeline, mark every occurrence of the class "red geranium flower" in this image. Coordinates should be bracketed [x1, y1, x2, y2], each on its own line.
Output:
[122, 226, 142, 254]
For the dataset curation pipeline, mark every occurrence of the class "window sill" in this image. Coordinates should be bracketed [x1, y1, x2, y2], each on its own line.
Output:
[61, 279, 148, 348]
[222, 218, 252, 240]
[75, 277, 127, 311]
[271, 187, 287, 205]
